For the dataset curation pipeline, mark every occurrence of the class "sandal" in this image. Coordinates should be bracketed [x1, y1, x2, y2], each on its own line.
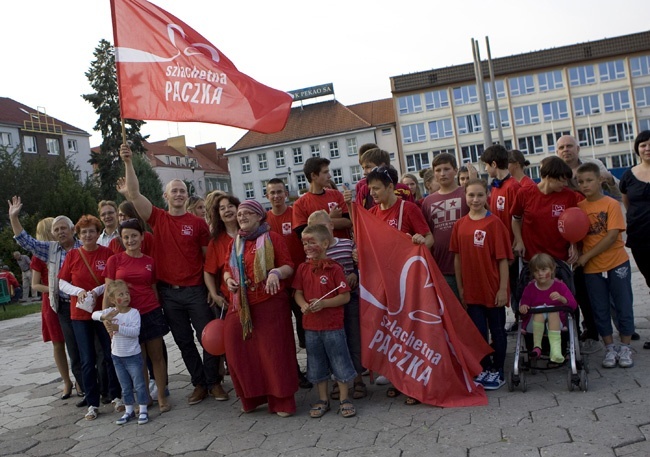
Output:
[386, 387, 401, 398]
[309, 400, 330, 418]
[339, 399, 356, 418]
[330, 383, 340, 400]
[404, 396, 420, 406]
[352, 382, 367, 400]
[530, 347, 542, 359]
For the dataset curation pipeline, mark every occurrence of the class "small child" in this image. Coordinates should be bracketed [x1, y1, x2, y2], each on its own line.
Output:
[93, 280, 149, 425]
[292, 224, 356, 418]
[450, 178, 513, 390]
[576, 162, 635, 368]
[519, 253, 578, 365]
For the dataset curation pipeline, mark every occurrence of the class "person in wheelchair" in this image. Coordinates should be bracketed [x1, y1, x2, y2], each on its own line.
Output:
[519, 254, 577, 366]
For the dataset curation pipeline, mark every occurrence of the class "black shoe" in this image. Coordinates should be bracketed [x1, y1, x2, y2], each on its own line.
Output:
[76, 398, 88, 408]
[298, 372, 313, 389]
[632, 332, 640, 341]
[101, 395, 111, 405]
[505, 321, 519, 333]
[644, 341, 650, 350]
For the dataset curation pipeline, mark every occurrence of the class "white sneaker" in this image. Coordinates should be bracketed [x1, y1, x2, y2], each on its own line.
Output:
[84, 406, 99, 421]
[112, 397, 126, 413]
[618, 345, 634, 368]
[474, 370, 489, 384]
[602, 347, 618, 368]
[375, 375, 390, 385]
[149, 380, 158, 402]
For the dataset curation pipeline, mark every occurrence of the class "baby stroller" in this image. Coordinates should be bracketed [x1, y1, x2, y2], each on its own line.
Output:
[508, 305, 588, 392]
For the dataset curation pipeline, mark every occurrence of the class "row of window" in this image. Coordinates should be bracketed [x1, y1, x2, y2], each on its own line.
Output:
[0, 132, 77, 155]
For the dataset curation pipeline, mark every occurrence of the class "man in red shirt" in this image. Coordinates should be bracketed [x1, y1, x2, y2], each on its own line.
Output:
[120, 144, 226, 405]
[0, 265, 21, 302]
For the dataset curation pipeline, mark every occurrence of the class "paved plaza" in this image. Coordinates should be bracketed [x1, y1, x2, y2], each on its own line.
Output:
[1, 260, 649, 457]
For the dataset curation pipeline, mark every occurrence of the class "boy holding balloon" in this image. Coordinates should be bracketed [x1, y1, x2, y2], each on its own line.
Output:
[575, 162, 635, 368]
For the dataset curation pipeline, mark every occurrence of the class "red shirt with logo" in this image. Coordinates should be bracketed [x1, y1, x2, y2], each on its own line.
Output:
[356, 178, 414, 209]
[147, 206, 210, 286]
[369, 200, 430, 237]
[292, 189, 350, 238]
[58, 246, 113, 320]
[108, 231, 155, 257]
[519, 175, 536, 187]
[104, 252, 159, 314]
[267, 206, 305, 281]
[488, 176, 521, 242]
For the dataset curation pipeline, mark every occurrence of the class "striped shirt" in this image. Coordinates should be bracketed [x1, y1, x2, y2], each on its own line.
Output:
[92, 308, 141, 357]
[326, 237, 356, 276]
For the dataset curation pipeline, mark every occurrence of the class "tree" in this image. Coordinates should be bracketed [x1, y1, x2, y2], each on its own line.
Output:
[82, 39, 148, 201]
[131, 153, 166, 209]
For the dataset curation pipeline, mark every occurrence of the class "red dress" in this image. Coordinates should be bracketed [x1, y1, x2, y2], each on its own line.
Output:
[31, 257, 64, 343]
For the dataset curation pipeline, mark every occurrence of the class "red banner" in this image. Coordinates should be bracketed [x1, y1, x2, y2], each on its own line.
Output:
[110, 0, 292, 133]
[353, 203, 492, 407]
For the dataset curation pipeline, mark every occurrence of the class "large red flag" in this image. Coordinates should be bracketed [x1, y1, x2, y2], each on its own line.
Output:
[110, 0, 292, 133]
[353, 203, 492, 407]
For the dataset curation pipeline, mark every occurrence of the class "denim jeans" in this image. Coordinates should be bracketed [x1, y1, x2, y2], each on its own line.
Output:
[584, 260, 635, 337]
[112, 353, 148, 406]
[466, 305, 507, 372]
[305, 328, 357, 384]
[71, 319, 121, 408]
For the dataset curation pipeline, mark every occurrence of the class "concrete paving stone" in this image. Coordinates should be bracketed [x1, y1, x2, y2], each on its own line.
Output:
[158, 431, 219, 456]
[299, 412, 350, 433]
[3, 414, 50, 429]
[469, 442, 541, 456]
[339, 446, 402, 457]
[259, 429, 320, 453]
[540, 441, 616, 456]
[374, 427, 413, 448]
[315, 428, 377, 451]
[207, 431, 267, 455]
[111, 435, 169, 456]
[616, 386, 650, 404]
[354, 414, 413, 433]
[21, 396, 57, 408]
[0, 438, 38, 456]
[32, 423, 81, 441]
[401, 443, 467, 457]
[67, 435, 119, 457]
[25, 438, 77, 456]
[123, 452, 169, 457]
[249, 415, 308, 435]
[638, 423, 650, 441]
[470, 405, 533, 428]
[178, 452, 224, 457]
[155, 419, 210, 438]
[595, 402, 650, 425]
[502, 423, 571, 448]
[279, 448, 338, 457]
[200, 416, 256, 436]
[567, 420, 645, 448]
[228, 449, 279, 457]
[615, 438, 650, 456]
[437, 423, 504, 448]
[391, 427, 439, 453]
[531, 406, 596, 428]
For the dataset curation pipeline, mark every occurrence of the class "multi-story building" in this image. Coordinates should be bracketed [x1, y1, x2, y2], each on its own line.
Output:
[391, 31, 650, 179]
[226, 98, 398, 203]
[0, 97, 92, 181]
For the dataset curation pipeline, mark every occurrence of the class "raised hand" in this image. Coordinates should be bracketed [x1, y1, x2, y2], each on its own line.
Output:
[7, 196, 22, 218]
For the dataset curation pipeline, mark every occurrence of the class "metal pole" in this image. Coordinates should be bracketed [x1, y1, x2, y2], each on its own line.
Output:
[472, 39, 493, 149]
[485, 36, 504, 145]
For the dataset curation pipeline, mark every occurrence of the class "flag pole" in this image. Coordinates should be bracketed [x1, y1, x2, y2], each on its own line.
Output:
[110, 0, 127, 146]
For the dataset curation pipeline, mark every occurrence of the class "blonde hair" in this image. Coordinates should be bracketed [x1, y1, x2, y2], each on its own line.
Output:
[307, 210, 331, 226]
[105, 280, 129, 306]
[36, 217, 56, 242]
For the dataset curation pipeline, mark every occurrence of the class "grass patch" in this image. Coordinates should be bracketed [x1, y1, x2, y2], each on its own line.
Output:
[0, 302, 41, 321]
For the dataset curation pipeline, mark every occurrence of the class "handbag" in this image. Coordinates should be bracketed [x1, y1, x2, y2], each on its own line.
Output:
[76, 249, 101, 313]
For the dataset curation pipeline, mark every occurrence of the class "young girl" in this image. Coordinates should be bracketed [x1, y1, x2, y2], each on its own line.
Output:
[457, 166, 470, 187]
[186, 196, 207, 219]
[93, 280, 149, 425]
[451, 179, 512, 390]
[519, 253, 577, 365]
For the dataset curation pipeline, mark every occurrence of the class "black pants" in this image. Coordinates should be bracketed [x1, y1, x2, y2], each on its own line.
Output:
[57, 299, 84, 392]
[631, 246, 650, 289]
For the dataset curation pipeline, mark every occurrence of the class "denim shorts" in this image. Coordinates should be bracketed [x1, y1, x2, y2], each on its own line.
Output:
[305, 328, 357, 384]
[139, 307, 170, 344]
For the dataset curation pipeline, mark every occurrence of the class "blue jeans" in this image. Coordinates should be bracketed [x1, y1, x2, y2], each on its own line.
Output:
[71, 319, 121, 408]
[584, 260, 635, 337]
[344, 291, 362, 375]
[466, 305, 507, 372]
[305, 329, 357, 384]
[112, 353, 148, 406]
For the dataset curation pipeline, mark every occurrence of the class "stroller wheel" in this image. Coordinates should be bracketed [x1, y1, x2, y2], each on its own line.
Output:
[520, 371, 527, 393]
[567, 369, 575, 392]
[579, 370, 588, 392]
[507, 372, 514, 392]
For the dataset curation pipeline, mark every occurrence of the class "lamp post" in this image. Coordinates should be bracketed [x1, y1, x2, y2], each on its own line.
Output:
[287, 166, 292, 196]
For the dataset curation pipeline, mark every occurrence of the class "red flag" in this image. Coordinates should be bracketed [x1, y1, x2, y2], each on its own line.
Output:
[110, 0, 292, 133]
[353, 203, 492, 407]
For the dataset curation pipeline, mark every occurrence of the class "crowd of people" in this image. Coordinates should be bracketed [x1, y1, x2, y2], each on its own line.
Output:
[7, 130, 650, 422]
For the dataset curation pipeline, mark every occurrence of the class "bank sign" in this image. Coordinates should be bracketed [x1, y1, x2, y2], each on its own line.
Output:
[288, 83, 334, 102]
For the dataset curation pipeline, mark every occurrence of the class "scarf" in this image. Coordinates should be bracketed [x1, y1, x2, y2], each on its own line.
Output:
[228, 222, 275, 339]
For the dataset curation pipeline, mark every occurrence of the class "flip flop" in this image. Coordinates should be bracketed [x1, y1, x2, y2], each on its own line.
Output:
[310, 400, 330, 418]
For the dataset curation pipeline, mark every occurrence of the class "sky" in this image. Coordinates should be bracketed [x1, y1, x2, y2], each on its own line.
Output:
[2, 0, 648, 151]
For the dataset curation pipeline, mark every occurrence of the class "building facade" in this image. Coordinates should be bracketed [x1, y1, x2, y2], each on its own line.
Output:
[391, 31, 650, 179]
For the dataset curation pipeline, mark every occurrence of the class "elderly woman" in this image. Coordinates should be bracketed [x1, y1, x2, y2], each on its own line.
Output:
[8, 197, 84, 401]
[58, 215, 121, 421]
[223, 200, 297, 416]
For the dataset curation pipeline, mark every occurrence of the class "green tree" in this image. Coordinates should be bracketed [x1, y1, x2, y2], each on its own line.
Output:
[82, 38, 148, 201]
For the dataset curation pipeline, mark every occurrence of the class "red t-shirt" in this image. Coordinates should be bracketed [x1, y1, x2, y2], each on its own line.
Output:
[355, 178, 414, 209]
[450, 214, 513, 307]
[421, 187, 468, 275]
[104, 252, 159, 314]
[519, 175, 536, 187]
[204, 231, 233, 298]
[511, 185, 582, 261]
[0, 271, 19, 288]
[58, 246, 113, 320]
[488, 176, 521, 242]
[108, 231, 155, 257]
[225, 231, 294, 306]
[292, 189, 350, 238]
[147, 206, 210, 286]
[292, 261, 350, 331]
[267, 206, 305, 280]
[369, 199, 430, 237]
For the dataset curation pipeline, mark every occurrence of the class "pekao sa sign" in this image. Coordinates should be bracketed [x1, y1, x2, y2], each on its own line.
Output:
[288, 83, 334, 102]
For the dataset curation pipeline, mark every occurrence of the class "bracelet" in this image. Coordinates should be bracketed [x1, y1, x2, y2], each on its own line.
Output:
[268, 269, 281, 280]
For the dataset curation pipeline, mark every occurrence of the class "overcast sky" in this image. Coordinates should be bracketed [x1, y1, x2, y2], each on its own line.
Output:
[2, 0, 648, 150]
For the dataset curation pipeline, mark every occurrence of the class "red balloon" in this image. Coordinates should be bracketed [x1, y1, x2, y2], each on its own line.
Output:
[202, 319, 226, 356]
[557, 207, 590, 243]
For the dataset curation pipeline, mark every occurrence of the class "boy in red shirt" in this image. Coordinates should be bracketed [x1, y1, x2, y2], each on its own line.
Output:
[292, 224, 355, 418]
[355, 147, 413, 209]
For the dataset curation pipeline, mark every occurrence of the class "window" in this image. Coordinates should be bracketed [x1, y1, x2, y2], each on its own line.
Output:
[577, 126, 604, 147]
[603, 90, 631, 112]
[599, 60, 625, 82]
[488, 109, 510, 129]
[425, 89, 450, 110]
[456, 114, 482, 134]
[453, 84, 478, 105]
[405, 152, 430, 172]
[502, 139, 513, 150]
[641, 118, 650, 132]
[527, 166, 540, 180]
[542, 100, 569, 121]
[401, 123, 426, 144]
[241, 156, 251, 173]
[292, 147, 303, 165]
[573, 95, 600, 116]
[165, 156, 171, 165]
[176, 157, 181, 166]
[398, 95, 423, 115]
[381, 128, 392, 135]
[635, 86, 650, 108]
[538, 70, 564, 92]
[67, 139, 78, 152]
[310, 144, 320, 157]
[517, 135, 544, 155]
[275, 150, 285, 167]
[509, 75, 535, 96]
[461, 144, 484, 164]
[569, 65, 596, 86]
[484, 80, 506, 100]
[428, 118, 454, 139]
[611, 154, 633, 168]
[346, 138, 357, 156]
[546, 131, 571, 153]
[432, 148, 455, 158]
[261, 180, 269, 197]
[350, 165, 362, 183]
[332, 168, 343, 185]
[631, 55, 650, 77]
[46, 138, 60, 155]
[244, 182, 254, 199]
[607, 122, 634, 143]
[328, 141, 339, 159]
[513, 104, 540, 126]
[257, 153, 268, 170]
[23, 136, 37, 153]
[0, 132, 11, 146]
[296, 174, 308, 192]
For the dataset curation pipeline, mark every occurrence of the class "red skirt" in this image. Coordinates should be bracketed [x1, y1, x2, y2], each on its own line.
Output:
[42, 294, 64, 343]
